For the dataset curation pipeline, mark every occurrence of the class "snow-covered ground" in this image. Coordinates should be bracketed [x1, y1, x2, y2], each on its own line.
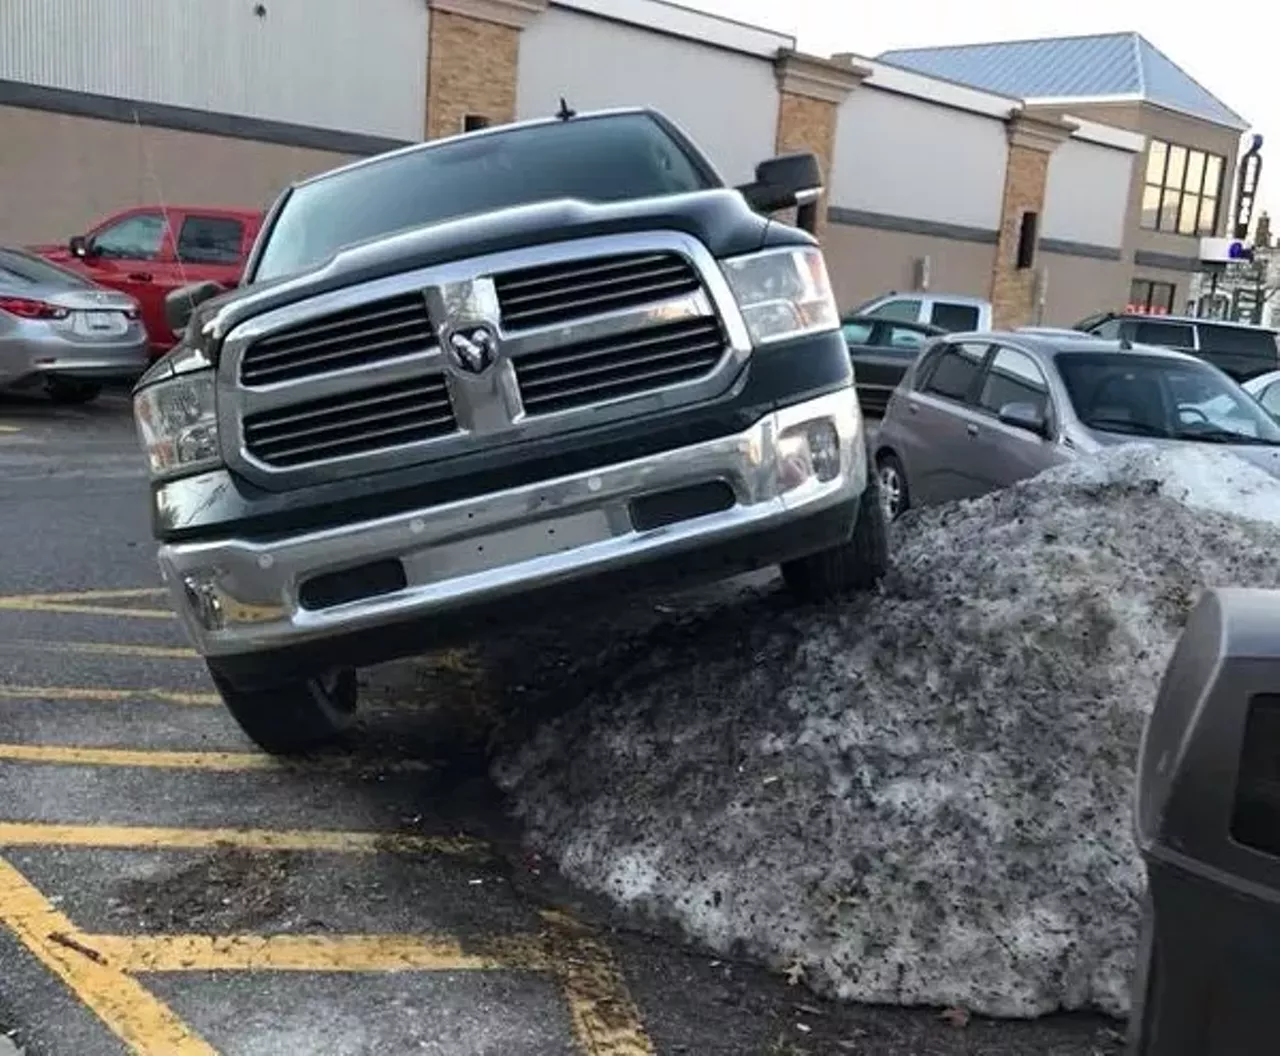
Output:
[494, 444, 1280, 1019]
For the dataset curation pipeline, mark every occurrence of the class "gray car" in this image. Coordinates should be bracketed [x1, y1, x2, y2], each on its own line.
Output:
[0, 246, 149, 403]
[874, 331, 1280, 519]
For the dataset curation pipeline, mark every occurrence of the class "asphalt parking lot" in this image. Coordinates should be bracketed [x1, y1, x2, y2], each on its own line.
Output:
[0, 391, 1126, 1056]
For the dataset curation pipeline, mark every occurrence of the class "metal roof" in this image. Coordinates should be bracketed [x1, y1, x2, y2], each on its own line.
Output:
[877, 32, 1248, 131]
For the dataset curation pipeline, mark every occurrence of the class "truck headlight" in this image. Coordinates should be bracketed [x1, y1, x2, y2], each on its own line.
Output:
[133, 371, 220, 480]
[720, 246, 839, 346]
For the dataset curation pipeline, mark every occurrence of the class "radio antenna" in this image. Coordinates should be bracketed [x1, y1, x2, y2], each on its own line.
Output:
[555, 97, 576, 121]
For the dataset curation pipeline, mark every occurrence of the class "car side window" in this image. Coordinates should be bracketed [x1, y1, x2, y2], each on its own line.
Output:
[1133, 320, 1196, 349]
[865, 298, 922, 323]
[1259, 380, 1280, 418]
[978, 346, 1052, 420]
[841, 320, 874, 345]
[176, 215, 245, 265]
[887, 325, 927, 350]
[92, 213, 167, 260]
[1091, 319, 1122, 339]
[929, 302, 980, 332]
[921, 341, 988, 402]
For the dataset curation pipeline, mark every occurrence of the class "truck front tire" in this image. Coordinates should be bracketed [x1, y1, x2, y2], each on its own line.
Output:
[207, 665, 359, 756]
[781, 477, 889, 602]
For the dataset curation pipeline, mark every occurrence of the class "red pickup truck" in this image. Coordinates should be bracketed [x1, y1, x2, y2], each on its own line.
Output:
[32, 205, 263, 358]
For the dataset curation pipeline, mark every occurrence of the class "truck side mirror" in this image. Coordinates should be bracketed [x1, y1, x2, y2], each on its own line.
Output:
[69, 235, 90, 259]
[165, 280, 224, 338]
[737, 152, 824, 234]
[1130, 587, 1280, 1054]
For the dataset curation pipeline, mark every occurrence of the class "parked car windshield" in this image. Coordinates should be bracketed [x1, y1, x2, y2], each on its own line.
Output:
[1056, 351, 1280, 445]
[252, 112, 718, 283]
[0, 247, 95, 289]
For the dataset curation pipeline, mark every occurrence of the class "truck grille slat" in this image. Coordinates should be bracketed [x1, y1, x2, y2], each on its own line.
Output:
[243, 377, 456, 468]
[495, 252, 700, 329]
[240, 294, 432, 385]
[520, 357, 722, 415]
[515, 317, 724, 415]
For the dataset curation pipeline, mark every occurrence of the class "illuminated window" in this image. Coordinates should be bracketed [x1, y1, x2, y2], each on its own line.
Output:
[1128, 279, 1177, 315]
[1141, 139, 1224, 236]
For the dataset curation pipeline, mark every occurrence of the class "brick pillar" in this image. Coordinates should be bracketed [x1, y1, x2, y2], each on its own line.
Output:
[990, 112, 1074, 329]
[424, 0, 546, 141]
[772, 52, 868, 239]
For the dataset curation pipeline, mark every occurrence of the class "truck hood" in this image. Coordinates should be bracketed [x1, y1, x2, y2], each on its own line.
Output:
[205, 188, 801, 350]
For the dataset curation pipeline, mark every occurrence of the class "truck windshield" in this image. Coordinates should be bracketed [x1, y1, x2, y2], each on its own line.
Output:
[252, 112, 718, 283]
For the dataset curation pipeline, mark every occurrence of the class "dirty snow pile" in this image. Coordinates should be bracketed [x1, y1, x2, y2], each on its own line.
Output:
[494, 444, 1280, 1019]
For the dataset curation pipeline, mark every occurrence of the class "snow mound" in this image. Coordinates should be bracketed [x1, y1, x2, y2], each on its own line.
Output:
[494, 445, 1280, 1018]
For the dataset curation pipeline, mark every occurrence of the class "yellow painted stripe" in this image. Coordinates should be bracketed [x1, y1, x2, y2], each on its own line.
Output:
[0, 600, 175, 619]
[543, 911, 656, 1056]
[89, 933, 548, 974]
[0, 684, 218, 706]
[2, 639, 197, 660]
[0, 855, 215, 1054]
[8, 588, 168, 602]
[0, 742, 432, 774]
[0, 424, 20, 434]
[0, 588, 174, 620]
[0, 821, 486, 857]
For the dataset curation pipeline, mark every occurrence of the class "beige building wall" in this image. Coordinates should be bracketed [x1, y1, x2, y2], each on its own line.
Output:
[822, 224, 996, 309]
[0, 104, 352, 246]
[1030, 99, 1245, 312]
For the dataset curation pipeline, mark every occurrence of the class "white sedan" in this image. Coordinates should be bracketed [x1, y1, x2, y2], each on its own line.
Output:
[1244, 370, 1280, 418]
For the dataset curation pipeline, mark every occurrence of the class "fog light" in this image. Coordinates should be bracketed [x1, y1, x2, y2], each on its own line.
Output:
[806, 421, 841, 482]
[778, 419, 842, 491]
[182, 574, 225, 632]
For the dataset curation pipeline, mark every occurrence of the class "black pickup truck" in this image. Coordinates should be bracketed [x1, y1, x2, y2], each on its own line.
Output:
[134, 107, 886, 754]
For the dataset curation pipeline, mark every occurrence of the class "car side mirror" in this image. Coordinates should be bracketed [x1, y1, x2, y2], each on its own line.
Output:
[165, 280, 224, 338]
[737, 152, 824, 233]
[997, 401, 1049, 437]
[69, 235, 91, 259]
[1129, 588, 1280, 1055]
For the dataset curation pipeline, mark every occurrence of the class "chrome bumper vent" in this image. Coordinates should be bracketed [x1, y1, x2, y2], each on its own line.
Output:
[240, 292, 432, 386]
[243, 375, 456, 467]
[494, 252, 700, 330]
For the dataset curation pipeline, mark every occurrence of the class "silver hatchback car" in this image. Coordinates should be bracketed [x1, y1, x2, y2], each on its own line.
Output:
[874, 331, 1280, 518]
[0, 246, 149, 404]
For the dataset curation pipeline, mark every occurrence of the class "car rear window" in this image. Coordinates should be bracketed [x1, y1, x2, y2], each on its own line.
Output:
[930, 302, 981, 332]
[922, 342, 987, 401]
[1198, 324, 1279, 359]
[1133, 320, 1195, 348]
[0, 248, 94, 289]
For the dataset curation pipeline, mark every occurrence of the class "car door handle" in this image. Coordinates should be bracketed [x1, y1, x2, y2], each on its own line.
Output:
[128, 272, 153, 282]
[966, 423, 979, 437]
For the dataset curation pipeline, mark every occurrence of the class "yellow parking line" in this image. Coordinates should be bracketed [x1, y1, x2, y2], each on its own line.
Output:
[0, 600, 175, 619]
[0, 588, 174, 620]
[10, 588, 168, 602]
[0, 855, 216, 1054]
[2, 639, 197, 660]
[0, 742, 432, 774]
[89, 933, 549, 974]
[543, 911, 656, 1056]
[0, 821, 486, 857]
[0, 684, 218, 706]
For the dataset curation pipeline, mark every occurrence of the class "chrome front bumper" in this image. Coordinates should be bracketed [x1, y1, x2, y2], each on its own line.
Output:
[157, 388, 867, 658]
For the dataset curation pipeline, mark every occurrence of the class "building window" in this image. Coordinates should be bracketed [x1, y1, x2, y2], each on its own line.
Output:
[1128, 279, 1178, 315]
[462, 114, 492, 132]
[1141, 139, 1224, 236]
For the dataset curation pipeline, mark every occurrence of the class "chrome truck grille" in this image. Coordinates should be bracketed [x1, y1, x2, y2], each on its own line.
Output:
[220, 233, 751, 487]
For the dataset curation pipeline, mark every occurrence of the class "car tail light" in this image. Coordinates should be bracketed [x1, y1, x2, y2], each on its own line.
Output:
[0, 296, 71, 320]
